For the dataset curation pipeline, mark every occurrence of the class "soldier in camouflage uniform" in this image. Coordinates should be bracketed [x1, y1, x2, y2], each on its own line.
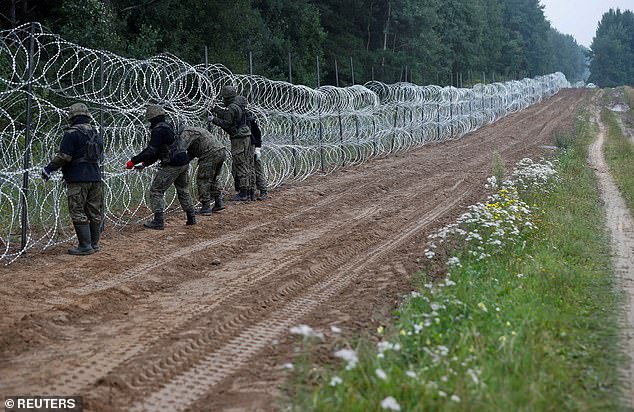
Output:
[41, 103, 104, 255]
[209, 85, 254, 202]
[180, 126, 227, 215]
[126, 104, 196, 229]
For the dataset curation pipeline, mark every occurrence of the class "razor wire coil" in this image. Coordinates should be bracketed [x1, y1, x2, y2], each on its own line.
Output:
[0, 23, 568, 263]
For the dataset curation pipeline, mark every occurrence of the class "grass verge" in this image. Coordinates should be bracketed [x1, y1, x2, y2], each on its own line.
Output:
[285, 111, 626, 411]
[602, 108, 634, 213]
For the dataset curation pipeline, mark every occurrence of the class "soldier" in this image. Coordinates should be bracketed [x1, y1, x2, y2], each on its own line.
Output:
[179, 126, 227, 215]
[248, 113, 269, 200]
[208, 85, 254, 201]
[126, 104, 196, 229]
[41, 103, 104, 255]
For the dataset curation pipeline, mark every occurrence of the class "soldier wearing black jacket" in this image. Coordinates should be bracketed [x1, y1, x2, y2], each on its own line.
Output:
[42, 103, 104, 255]
[126, 104, 195, 229]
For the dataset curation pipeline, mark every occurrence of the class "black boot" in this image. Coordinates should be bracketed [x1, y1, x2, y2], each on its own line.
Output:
[186, 209, 197, 225]
[144, 212, 164, 230]
[233, 189, 249, 202]
[212, 195, 225, 212]
[258, 190, 268, 201]
[90, 222, 102, 252]
[197, 201, 212, 215]
[249, 189, 257, 201]
[68, 223, 95, 255]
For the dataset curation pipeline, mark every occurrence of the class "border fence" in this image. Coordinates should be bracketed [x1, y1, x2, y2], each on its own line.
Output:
[0, 23, 569, 264]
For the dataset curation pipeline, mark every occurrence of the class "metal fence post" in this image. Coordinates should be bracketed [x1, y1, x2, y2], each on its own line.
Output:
[20, 22, 36, 252]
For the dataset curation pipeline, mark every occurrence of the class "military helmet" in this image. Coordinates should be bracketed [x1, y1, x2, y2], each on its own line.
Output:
[143, 104, 166, 122]
[68, 103, 90, 120]
[220, 85, 237, 99]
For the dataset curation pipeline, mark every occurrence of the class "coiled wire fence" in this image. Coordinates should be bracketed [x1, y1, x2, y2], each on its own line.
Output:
[0, 23, 569, 263]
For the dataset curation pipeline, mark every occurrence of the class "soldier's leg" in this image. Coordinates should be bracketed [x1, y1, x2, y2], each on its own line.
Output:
[149, 167, 174, 213]
[230, 137, 251, 200]
[146, 167, 176, 229]
[196, 159, 213, 204]
[66, 183, 94, 255]
[85, 181, 103, 251]
[255, 156, 269, 200]
[210, 151, 227, 212]
[173, 165, 195, 226]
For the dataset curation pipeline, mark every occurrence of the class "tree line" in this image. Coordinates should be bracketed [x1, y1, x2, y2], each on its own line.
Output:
[589, 8, 634, 87]
[2, 0, 588, 87]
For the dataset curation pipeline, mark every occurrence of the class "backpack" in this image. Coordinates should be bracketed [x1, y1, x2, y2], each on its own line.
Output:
[70, 125, 102, 164]
[247, 111, 262, 147]
[158, 121, 188, 163]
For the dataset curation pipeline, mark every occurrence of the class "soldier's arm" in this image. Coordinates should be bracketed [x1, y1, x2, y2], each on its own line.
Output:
[45, 132, 74, 171]
[130, 129, 165, 166]
[211, 105, 239, 129]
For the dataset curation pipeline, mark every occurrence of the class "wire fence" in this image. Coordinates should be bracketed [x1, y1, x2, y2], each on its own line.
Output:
[0, 22, 569, 264]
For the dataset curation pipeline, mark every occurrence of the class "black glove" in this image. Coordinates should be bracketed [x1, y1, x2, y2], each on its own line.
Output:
[41, 166, 51, 181]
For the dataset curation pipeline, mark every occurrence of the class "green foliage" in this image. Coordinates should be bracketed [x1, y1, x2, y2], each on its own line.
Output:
[589, 8, 634, 87]
[491, 151, 505, 183]
[3, 0, 588, 85]
[55, 0, 124, 53]
[602, 107, 634, 212]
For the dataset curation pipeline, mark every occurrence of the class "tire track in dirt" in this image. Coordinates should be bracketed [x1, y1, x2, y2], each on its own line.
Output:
[0, 90, 588, 411]
[590, 104, 634, 409]
[129, 179, 471, 412]
[83, 176, 464, 410]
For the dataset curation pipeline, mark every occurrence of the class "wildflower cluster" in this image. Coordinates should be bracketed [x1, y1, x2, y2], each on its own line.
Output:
[424, 158, 557, 267]
[290, 157, 560, 411]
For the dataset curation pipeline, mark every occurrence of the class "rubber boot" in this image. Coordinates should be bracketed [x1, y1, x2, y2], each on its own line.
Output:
[90, 222, 102, 252]
[144, 212, 165, 230]
[233, 189, 249, 202]
[212, 195, 225, 212]
[249, 189, 257, 201]
[186, 209, 197, 225]
[197, 201, 212, 216]
[258, 190, 268, 201]
[68, 223, 95, 255]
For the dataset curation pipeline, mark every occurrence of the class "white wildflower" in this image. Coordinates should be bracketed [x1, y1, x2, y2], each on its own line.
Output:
[289, 324, 324, 340]
[376, 368, 388, 380]
[329, 376, 343, 386]
[380, 396, 401, 411]
[334, 348, 358, 370]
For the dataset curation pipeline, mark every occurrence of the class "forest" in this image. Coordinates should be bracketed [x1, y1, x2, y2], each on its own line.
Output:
[2, 0, 590, 87]
[589, 8, 634, 87]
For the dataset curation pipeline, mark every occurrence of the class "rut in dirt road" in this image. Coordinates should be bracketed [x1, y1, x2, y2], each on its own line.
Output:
[0, 89, 587, 412]
[590, 106, 634, 409]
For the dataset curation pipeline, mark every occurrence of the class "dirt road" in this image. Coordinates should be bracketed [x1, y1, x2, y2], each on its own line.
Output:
[0, 89, 587, 411]
[590, 97, 634, 409]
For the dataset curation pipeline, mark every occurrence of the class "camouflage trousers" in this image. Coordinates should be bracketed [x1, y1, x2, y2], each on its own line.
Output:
[196, 150, 226, 203]
[149, 164, 193, 213]
[230, 136, 253, 191]
[67, 181, 103, 225]
[251, 148, 268, 192]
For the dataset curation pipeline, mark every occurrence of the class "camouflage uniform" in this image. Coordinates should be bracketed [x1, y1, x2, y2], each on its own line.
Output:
[42, 103, 104, 255]
[210, 87, 254, 201]
[180, 126, 227, 212]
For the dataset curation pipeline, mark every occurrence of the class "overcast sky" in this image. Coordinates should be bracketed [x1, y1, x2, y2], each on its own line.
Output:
[540, 0, 634, 48]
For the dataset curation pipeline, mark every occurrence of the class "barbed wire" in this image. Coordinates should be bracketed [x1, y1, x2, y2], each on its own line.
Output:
[0, 22, 569, 263]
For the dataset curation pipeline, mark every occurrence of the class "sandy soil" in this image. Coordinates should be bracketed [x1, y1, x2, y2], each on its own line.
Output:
[590, 93, 634, 410]
[0, 89, 588, 412]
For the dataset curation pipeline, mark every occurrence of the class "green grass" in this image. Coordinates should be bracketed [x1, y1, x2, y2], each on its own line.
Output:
[602, 108, 634, 213]
[285, 112, 626, 411]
